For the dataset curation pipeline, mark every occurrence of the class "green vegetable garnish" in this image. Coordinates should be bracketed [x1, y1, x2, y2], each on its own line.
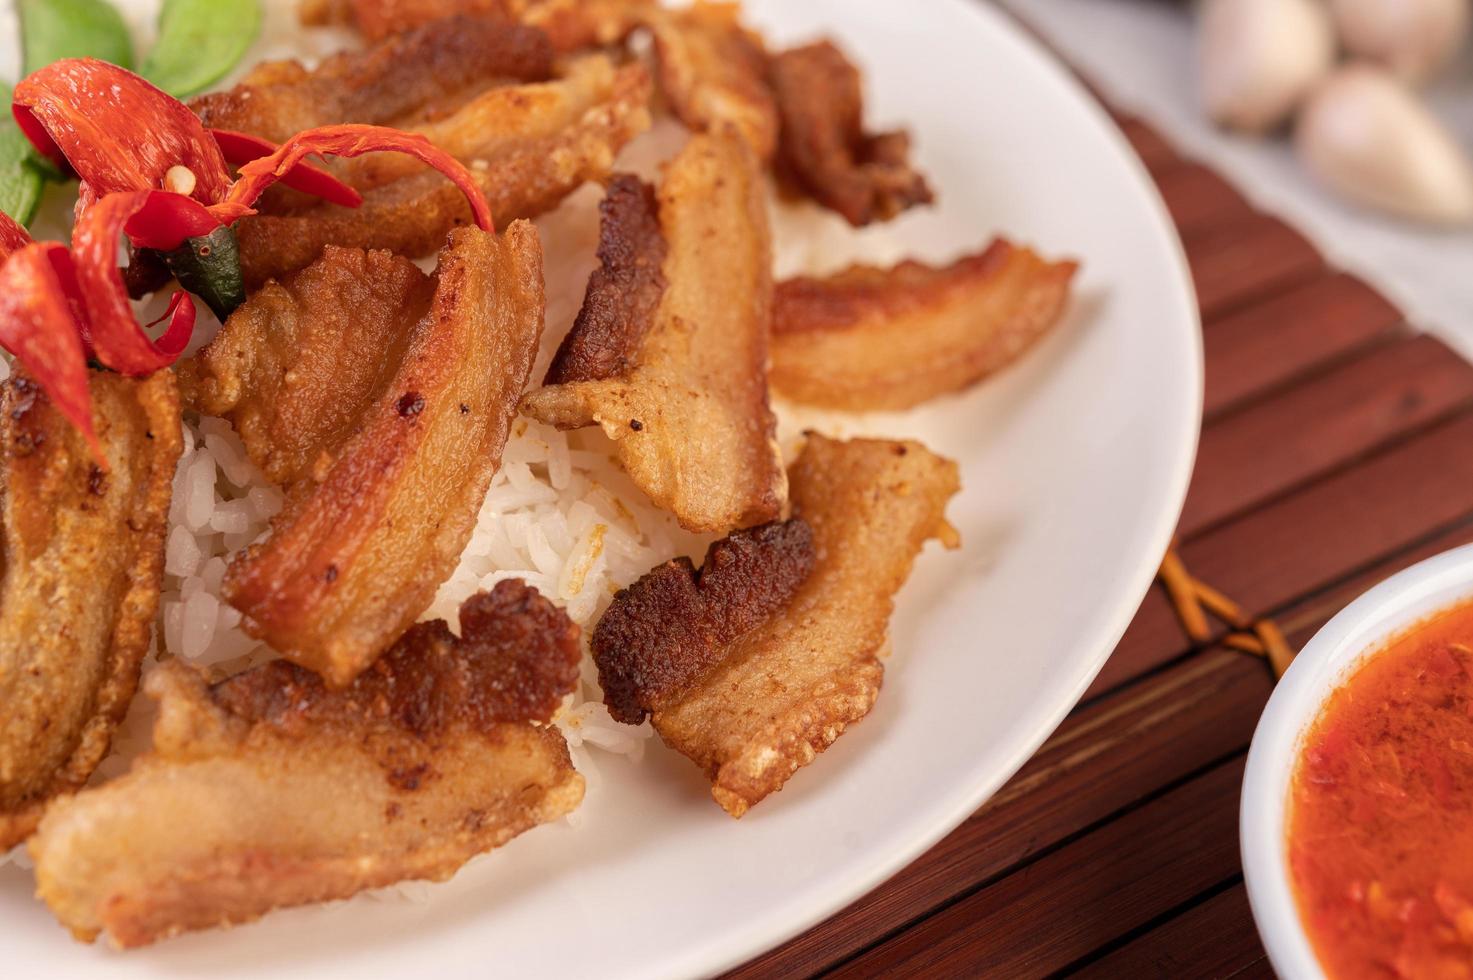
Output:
[4, 0, 136, 223]
[161, 224, 245, 321]
[0, 85, 48, 225]
[141, 0, 262, 98]
[18, 0, 135, 74]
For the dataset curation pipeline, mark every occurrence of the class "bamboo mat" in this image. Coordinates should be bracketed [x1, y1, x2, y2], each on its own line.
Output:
[726, 99, 1473, 979]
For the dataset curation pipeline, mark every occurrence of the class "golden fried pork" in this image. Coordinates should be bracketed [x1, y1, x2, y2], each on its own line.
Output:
[771, 240, 1079, 411]
[30, 581, 584, 948]
[593, 435, 960, 817]
[180, 247, 429, 485]
[645, 2, 778, 162]
[235, 55, 649, 287]
[541, 173, 665, 385]
[192, 16, 555, 143]
[0, 371, 182, 848]
[188, 223, 544, 687]
[521, 129, 785, 533]
[314, 0, 776, 161]
[769, 40, 933, 226]
[301, 0, 650, 51]
[518, 0, 652, 51]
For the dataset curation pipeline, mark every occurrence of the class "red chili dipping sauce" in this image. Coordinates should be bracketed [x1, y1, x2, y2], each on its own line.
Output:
[1289, 601, 1473, 979]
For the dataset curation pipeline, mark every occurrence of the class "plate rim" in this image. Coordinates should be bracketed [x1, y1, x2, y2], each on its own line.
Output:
[689, 3, 1203, 974]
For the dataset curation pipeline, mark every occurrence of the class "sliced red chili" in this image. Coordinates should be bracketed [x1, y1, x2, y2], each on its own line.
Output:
[209, 129, 363, 209]
[0, 209, 32, 261]
[121, 188, 220, 251]
[212, 123, 493, 231]
[71, 190, 197, 376]
[0, 69, 505, 460]
[0, 242, 100, 462]
[13, 58, 233, 205]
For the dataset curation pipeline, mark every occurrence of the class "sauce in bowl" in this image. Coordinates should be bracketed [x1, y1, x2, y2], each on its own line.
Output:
[1289, 600, 1473, 979]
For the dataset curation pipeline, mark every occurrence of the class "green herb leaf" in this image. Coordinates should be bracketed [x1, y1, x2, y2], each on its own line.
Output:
[18, 0, 135, 75]
[0, 84, 48, 225]
[10, 0, 137, 226]
[162, 225, 245, 321]
[140, 0, 262, 98]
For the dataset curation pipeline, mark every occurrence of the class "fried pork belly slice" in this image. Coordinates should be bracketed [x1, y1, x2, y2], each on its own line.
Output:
[30, 581, 584, 948]
[771, 240, 1079, 411]
[541, 173, 665, 385]
[646, 2, 778, 162]
[769, 40, 933, 226]
[332, 54, 643, 193]
[234, 55, 651, 287]
[518, 0, 652, 52]
[301, 0, 650, 51]
[192, 16, 554, 144]
[522, 130, 784, 533]
[220, 223, 545, 687]
[0, 371, 182, 848]
[180, 247, 431, 485]
[593, 435, 960, 817]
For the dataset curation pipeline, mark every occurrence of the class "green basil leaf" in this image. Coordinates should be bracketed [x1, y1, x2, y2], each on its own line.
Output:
[0, 85, 47, 225]
[18, 0, 135, 75]
[140, 0, 262, 98]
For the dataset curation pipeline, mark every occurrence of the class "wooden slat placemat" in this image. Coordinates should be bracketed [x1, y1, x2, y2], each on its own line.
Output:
[728, 50, 1473, 980]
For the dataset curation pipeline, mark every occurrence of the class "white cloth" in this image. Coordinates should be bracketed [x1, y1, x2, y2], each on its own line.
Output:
[1003, 0, 1473, 359]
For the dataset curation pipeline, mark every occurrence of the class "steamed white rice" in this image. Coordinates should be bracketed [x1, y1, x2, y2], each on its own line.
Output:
[152, 408, 687, 784]
[143, 178, 713, 786]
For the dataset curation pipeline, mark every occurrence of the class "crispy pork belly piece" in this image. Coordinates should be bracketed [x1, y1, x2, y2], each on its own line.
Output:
[646, 2, 778, 162]
[212, 223, 544, 687]
[0, 371, 181, 848]
[542, 173, 665, 385]
[593, 435, 960, 817]
[301, 0, 649, 51]
[518, 0, 652, 52]
[234, 54, 651, 287]
[30, 581, 584, 948]
[521, 130, 784, 533]
[192, 16, 554, 144]
[771, 240, 1079, 411]
[331, 54, 643, 193]
[180, 247, 430, 485]
[595, 519, 815, 726]
[769, 40, 933, 226]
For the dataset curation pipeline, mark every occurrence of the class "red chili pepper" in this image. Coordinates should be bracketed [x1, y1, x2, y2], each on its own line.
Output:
[13, 61, 365, 223]
[0, 72, 498, 463]
[212, 124, 494, 230]
[0, 209, 32, 261]
[71, 190, 197, 376]
[210, 129, 363, 210]
[14, 59, 234, 205]
[121, 187, 221, 251]
[0, 242, 100, 461]
[0, 188, 201, 466]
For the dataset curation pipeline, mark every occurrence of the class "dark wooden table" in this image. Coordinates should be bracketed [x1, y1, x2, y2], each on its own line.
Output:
[731, 44, 1473, 980]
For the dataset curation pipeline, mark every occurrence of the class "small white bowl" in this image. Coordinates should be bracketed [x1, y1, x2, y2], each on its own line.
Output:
[1241, 542, 1473, 979]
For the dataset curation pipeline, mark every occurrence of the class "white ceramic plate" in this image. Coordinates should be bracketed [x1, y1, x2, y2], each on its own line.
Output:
[0, 1, 1201, 975]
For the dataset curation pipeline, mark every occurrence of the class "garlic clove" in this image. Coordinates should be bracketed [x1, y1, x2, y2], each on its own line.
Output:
[1199, 0, 1336, 134]
[1295, 65, 1473, 225]
[1329, 0, 1471, 85]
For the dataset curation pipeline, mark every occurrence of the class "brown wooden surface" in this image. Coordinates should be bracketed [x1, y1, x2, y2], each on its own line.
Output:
[733, 49, 1473, 980]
